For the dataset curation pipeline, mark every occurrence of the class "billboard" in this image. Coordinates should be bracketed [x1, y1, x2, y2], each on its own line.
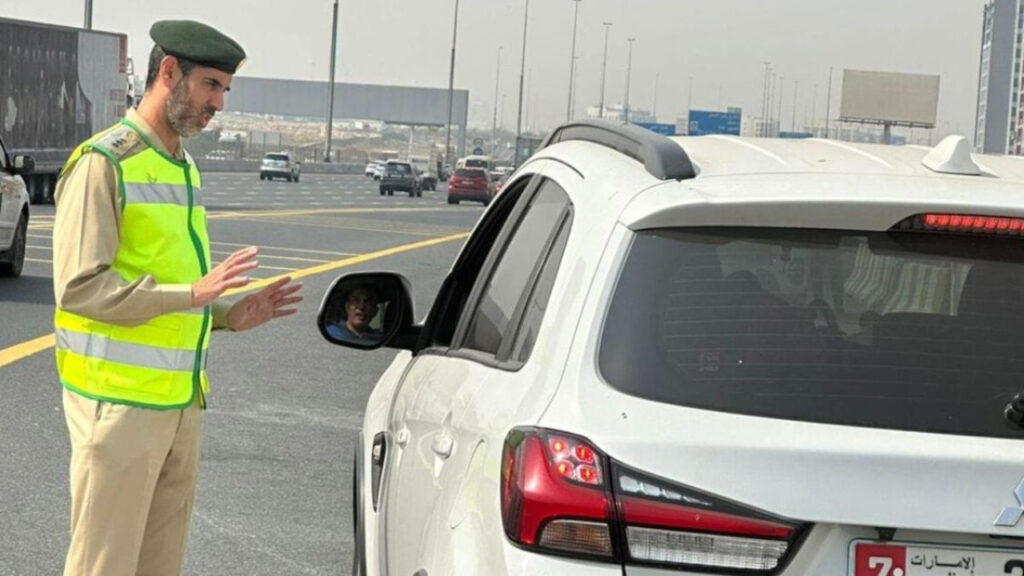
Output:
[226, 77, 469, 128]
[688, 110, 742, 136]
[839, 70, 939, 127]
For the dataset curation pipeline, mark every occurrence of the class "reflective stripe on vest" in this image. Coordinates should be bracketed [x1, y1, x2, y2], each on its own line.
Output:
[55, 121, 211, 409]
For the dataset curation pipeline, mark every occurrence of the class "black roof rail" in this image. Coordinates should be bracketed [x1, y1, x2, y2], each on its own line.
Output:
[539, 120, 696, 181]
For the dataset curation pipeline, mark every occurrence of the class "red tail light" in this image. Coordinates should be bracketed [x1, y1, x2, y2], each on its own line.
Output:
[501, 427, 807, 573]
[501, 429, 615, 557]
[893, 213, 1024, 236]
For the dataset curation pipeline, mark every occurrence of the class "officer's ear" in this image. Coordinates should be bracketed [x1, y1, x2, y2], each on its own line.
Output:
[158, 55, 181, 87]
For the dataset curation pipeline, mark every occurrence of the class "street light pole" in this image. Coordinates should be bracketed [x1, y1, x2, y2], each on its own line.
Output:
[514, 0, 530, 165]
[492, 46, 503, 153]
[567, 0, 582, 122]
[84, 0, 93, 29]
[570, 56, 581, 119]
[324, 0, 339, 162]
[791, 79, 798, 133]
[652, 72, 659, 122]
[686, 76, 693, 133]
[598, 21, 612, 119]
[444, 0, 461, 171]
[624, 37, 636, 124]
[760, 61, 771, 137]
[825, 66, 834, 139]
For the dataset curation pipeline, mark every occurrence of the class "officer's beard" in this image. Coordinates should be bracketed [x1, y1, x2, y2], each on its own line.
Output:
[167, 78, 215, 138]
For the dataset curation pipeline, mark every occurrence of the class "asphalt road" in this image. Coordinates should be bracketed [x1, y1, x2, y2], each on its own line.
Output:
[0, 173, 485, 575]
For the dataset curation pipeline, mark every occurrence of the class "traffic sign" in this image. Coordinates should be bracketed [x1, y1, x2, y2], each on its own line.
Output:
[472, 147, 485, 155]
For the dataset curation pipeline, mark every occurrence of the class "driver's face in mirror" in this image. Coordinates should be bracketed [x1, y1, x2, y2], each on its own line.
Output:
[345, 288, 379, 334]
[326, 283, 387, 343]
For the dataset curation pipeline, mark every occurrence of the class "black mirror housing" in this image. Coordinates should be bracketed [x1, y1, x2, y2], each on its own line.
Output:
[317, 272, 418, 350]
[12, 155, 34, 175]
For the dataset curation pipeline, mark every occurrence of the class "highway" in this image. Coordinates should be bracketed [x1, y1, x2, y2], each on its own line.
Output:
[0, 173, 484, 576]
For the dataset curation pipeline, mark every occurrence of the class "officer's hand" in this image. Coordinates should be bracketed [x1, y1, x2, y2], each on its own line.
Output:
[192, 246, 259, 308]
[226, 276, 303, 332]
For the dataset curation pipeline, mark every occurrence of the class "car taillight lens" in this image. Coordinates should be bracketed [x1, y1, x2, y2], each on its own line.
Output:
[893, 213, 1024, 236]
[501, 428, 808, 573]
[501, 429, 615, 558]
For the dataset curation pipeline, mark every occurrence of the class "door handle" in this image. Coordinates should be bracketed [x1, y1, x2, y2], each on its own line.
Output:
[396, 428, 410, 447]
[431, 433, 453, 459]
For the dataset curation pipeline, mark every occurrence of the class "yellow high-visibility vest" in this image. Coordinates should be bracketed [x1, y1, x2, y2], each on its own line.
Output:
[54, 119, 212, 409]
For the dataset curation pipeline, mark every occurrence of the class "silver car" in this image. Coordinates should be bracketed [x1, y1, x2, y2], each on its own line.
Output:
[259, 152, 301, 182]
[0, 135, 31, 278]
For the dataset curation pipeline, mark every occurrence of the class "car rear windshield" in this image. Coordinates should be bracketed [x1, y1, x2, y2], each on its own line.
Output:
[264, 154, 289, 162]
[386, 164, 411, 174]
[599, 227, 1024, 439]
[455, 168, 486, 178]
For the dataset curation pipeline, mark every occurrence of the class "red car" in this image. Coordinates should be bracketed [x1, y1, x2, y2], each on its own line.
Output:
[447, 168, 492, 206]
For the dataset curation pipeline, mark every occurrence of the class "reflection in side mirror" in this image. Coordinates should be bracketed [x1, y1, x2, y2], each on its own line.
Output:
[317, 272, 415, 350]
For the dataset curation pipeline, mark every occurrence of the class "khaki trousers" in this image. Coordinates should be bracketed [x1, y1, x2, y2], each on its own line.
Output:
[62, 389, 202, 576]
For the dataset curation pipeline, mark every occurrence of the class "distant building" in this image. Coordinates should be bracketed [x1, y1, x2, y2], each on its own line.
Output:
[975, 0, 1024, 154]
[585, 104, 655, 124]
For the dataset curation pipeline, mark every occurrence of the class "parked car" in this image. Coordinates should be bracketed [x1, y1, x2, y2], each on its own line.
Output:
[365, 162, 378, 177]
[379, 160, 421, 197]
[447, 167, 492, 205]
[322, 120, 1024, 576]
[259, 152, 301, 182]
[0, 134, 32, 278]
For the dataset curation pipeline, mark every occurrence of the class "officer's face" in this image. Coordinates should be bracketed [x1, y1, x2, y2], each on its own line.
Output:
[167, 62, 232, 138]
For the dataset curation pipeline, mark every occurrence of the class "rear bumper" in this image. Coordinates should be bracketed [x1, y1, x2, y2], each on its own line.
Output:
[380, 181, 417, 191]
[261, 168, 294, 176]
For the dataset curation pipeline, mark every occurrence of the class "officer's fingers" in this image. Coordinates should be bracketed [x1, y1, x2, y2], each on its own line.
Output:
[220, 260, 258, 279]
[270, 283, 303, 301]
[259, 276, 292, 294]
[272, 307, 299, 318]
[219, 276, 252, 291]
[275, 295, 303, 308]
[224, 246, 258, 265]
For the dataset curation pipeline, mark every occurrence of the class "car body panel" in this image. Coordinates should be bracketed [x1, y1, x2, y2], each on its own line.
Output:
[351, 134, 1024, 576]
[0, 136, 29, 263]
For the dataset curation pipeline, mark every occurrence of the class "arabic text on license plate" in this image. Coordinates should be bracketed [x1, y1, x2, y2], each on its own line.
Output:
[852, 541, 1024, 576]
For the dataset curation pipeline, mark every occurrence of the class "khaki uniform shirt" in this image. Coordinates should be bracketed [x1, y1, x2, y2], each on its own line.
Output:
[53, 109, 231, 328]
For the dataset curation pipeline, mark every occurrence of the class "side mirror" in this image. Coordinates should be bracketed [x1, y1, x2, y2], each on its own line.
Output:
[11, 155, 34, 175]
[317, 272, 418, 350]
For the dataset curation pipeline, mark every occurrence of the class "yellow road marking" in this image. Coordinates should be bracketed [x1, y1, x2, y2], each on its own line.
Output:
[211, 250, 328, 264]
[0, 335, 56, 370]
[224, 231, 468, 296]
[211, 241, 357, 257]
[0, 232, 470, 368]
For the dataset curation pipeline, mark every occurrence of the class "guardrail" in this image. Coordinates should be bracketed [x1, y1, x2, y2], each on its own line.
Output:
[194, 159, 365, 175]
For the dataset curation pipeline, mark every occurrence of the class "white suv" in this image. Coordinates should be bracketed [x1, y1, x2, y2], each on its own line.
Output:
[318, 121, 1024, 576]
[0, 135, 31, 278]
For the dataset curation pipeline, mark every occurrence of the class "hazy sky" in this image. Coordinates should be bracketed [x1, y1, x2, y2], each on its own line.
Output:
[5, 0, 989, 135]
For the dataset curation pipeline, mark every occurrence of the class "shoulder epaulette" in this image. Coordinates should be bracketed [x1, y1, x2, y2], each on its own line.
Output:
[90, 126, 143, 159]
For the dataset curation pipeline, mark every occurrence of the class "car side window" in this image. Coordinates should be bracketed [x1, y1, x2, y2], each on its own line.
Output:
[420, 174, 537, 349]
[507, 208, 573, 364]
[460, 179, 572, 357]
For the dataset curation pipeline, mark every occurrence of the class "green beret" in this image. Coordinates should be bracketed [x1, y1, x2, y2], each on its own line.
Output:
[150, 20, 246, 74]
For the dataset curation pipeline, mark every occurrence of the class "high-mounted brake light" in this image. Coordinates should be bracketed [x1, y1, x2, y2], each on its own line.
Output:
[893, 213, 1024, 236]
[501, 427, 809, 573]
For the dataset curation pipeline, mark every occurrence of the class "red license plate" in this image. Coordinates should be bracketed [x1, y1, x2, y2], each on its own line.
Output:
[851, 541, 1024, 576]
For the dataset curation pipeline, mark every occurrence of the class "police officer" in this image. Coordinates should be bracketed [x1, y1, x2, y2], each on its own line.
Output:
[52, 20, 302, 576]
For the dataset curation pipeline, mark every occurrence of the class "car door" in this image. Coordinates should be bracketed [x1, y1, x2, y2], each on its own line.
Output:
[381, 167, 577, 575]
